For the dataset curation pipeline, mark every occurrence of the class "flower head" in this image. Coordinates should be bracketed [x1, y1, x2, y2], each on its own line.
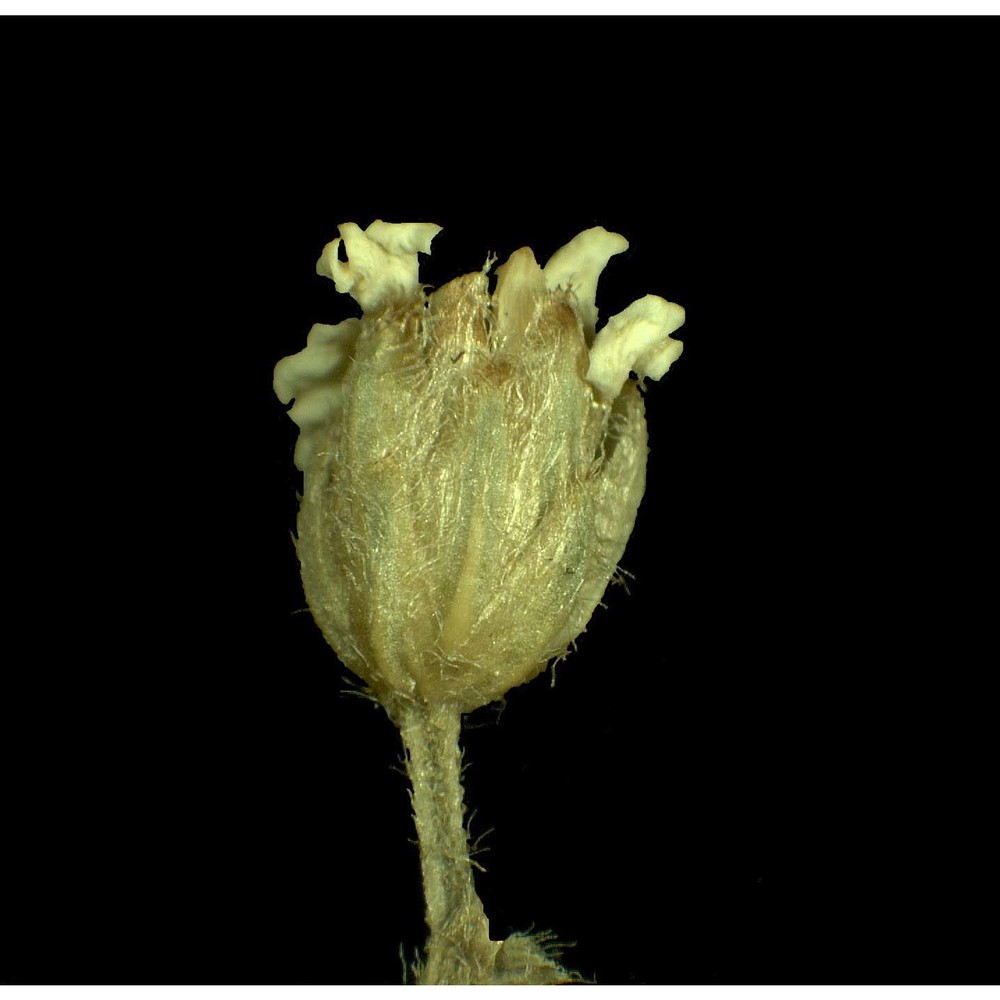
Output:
[275, 221, 683, 715]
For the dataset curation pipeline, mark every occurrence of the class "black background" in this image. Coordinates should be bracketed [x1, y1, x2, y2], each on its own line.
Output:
[2, 15, 994, 987]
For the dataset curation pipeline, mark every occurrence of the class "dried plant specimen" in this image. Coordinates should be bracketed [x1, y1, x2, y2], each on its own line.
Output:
[274, 221, 684, 983]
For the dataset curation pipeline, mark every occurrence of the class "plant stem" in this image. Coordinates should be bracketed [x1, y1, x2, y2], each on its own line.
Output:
[398, 701, 497, 984]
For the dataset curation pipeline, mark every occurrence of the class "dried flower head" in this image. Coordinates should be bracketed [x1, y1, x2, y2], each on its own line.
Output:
[274, 221, 684, 717]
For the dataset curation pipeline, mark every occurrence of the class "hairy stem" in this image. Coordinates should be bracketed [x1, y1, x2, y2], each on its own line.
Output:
[398, 701, 496, 984]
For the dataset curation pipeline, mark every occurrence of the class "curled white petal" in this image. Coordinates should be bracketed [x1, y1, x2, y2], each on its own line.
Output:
[586, 295, 685, 403]
[364, 219, 442, 257]
[316, 220, 442, 311]
[273, 319, 362, 470]
[542, 227, 629, 341]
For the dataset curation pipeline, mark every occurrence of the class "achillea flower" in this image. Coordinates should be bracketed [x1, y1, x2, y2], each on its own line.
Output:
[274, 220, 684, 718]
[275, 221, 684, 983]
